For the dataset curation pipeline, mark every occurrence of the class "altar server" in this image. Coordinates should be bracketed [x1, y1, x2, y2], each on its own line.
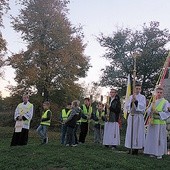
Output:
[125, 83, 146, 155]
[144, 87, 170, 159]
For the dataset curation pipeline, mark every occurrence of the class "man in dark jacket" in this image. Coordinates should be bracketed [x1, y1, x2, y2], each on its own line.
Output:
[103, 89, 121, 149]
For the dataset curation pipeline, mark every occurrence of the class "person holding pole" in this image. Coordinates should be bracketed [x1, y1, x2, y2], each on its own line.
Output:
[92, 102, 106, 144]
[103, 89, 121, 149]
[125, 83, 146, 155]
[144, 87, 170, 159]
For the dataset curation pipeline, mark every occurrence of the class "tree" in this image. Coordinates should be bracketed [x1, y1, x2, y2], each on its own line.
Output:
[9, 0, 90, 102]
[98, 21, 170, 96]
[0, 0, 9, 77]
[0, 0, 9, 27]
[82, 82, 102, 102]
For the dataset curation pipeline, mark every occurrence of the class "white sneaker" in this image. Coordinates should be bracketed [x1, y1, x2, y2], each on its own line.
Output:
[111, 146, 117, 150]
[157, 156, 162, 159]
[149, 155, 155, 158]
[65, 144, 70, 147]
[46, 137, 48, 144]
[71, 144, 77, 147]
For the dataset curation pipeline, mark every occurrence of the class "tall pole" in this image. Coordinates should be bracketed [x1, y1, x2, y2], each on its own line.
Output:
[130, 52, 137, 154]
[88, 95, 93, 136]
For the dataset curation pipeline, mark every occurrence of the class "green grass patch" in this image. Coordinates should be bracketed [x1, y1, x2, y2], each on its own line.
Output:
[0, 127, 170, 170]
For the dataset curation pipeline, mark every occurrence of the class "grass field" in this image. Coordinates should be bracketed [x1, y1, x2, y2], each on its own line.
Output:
[0, 126, 170, 170]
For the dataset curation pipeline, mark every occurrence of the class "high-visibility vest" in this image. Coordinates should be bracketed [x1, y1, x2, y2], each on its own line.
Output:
[41, 109, 52, 126]
[18, 103, 33, 126]
[153, 98, 167, 125]
[61, 109, 71, 121]
[81, 104, 92, 123]
[94, 110, 105, 125]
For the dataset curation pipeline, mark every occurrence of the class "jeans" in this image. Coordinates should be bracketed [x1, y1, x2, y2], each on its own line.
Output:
[61, 124, 67, 144]
[37, 125, 48, 142]
[94, 126, 104, 143]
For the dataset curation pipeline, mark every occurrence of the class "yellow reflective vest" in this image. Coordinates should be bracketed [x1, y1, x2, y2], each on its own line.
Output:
[153, 98, 167, 125]
[62, 109, 71, 121]
[94, 110, 105, 125]
[40, 109, 52, 126]
[81, 104, 92, 123]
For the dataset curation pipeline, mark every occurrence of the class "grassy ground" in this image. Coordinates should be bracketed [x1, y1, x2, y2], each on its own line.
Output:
[0, 127, 170, 170]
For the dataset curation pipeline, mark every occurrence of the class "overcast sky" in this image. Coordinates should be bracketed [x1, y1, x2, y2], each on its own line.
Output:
[1, 0, 170, 97]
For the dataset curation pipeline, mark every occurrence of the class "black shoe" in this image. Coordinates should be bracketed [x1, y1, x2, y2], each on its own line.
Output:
[134, 149, 138, 155]
[132, 150, 135, 155]
[41, 138, 48, 145]
[132, 149, 138, 155]
[128, 149, 135, 154]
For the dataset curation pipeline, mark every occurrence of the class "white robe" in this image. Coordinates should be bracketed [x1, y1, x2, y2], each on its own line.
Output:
[125, 93, 146, 149]
[144, 98, 170, 156]
[103, 122, 120, 145]
[14, 102, 34, 129]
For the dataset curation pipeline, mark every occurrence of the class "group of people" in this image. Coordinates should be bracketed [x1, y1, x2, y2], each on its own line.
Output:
[10, 84, 170, 159]
[59, 89, 121, 148]
[125, 84, 170, 159]
[56, 84, 170, 160]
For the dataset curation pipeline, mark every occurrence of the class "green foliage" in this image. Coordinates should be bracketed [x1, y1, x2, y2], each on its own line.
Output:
[0, 111, 13, 127]
[0, 127, 170, 170]
[0, 0, 9, 77]
[98, 21, 170, 96]
[0, 95, 61, 128]
[9, 0, 90, 101]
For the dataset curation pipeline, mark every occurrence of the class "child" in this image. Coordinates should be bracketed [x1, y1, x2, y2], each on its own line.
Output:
[65, 100, 81, 146]
[79, 97, 93, 143]
[92, 102, 106, 144]
[59, 103, 72, 144]
[144, 87, 170, 159]
[37, 101, 52, 144]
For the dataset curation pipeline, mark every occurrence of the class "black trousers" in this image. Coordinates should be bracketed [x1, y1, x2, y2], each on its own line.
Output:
[10, 128, 29, 146]
[79, 122, 88, 143]
[128, 149, 139, 155]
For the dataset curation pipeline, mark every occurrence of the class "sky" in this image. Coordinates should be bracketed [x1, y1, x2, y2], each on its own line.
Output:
[1, 0, 170, 98]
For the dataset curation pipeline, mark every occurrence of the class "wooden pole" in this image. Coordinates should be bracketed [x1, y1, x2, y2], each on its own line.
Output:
[130, 52, 137, 154]
[88, 95, 93, 136]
